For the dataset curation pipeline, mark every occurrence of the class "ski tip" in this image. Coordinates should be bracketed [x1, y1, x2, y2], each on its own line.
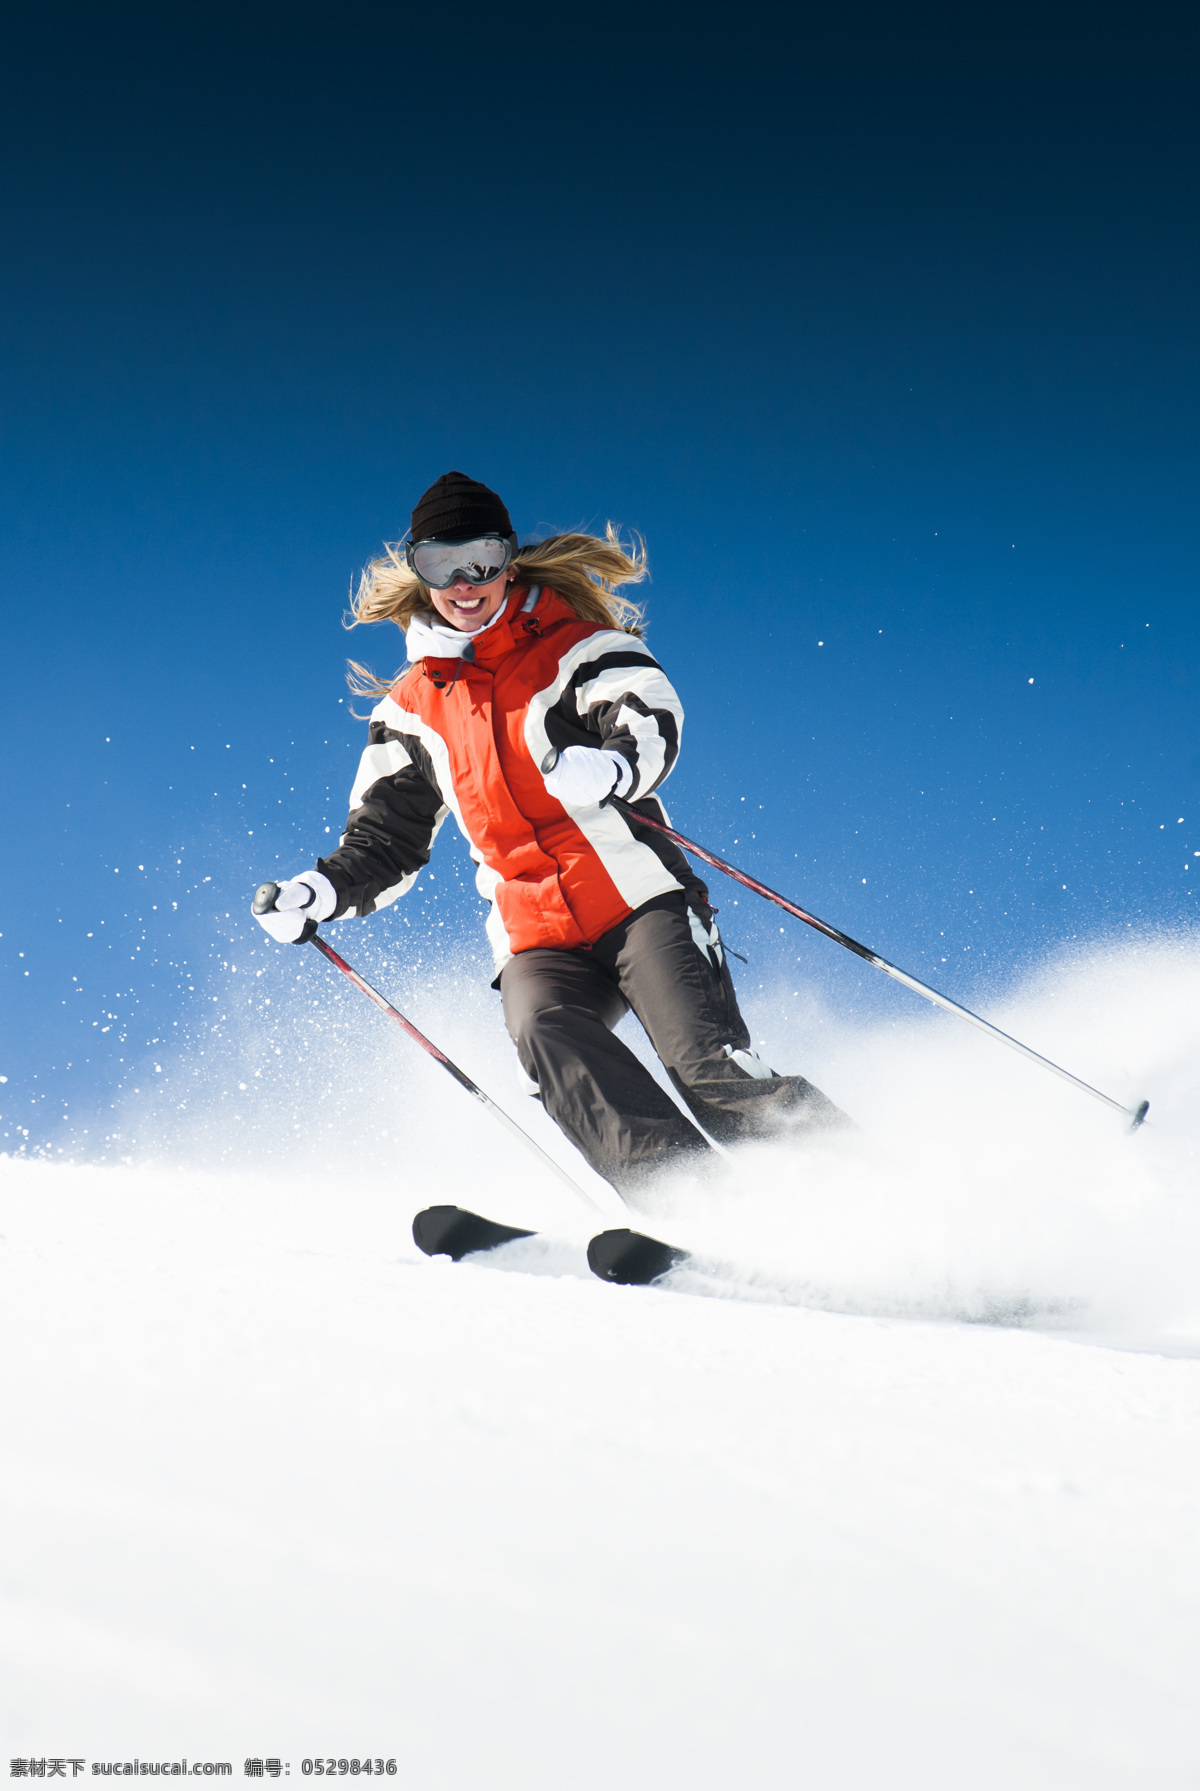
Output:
[586, 1227, 689, 1286]
[412, 1205, 536, 1262]
[1128, 1098, 1150, 1133]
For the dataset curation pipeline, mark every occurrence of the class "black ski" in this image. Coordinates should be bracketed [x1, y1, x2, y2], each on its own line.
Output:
[412, 1204, 536, 1261]
[412, 1205, 691, 1286]
[586, 1227, 691, 1285]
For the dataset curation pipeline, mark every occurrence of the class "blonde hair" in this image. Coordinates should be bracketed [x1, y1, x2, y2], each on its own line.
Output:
[345, 525, 647, 700]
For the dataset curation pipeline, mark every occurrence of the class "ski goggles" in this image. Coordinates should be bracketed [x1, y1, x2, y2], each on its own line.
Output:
[405, 533, 517, 589]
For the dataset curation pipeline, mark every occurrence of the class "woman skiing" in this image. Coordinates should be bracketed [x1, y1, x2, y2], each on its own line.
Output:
[253, 471, 845, 1196]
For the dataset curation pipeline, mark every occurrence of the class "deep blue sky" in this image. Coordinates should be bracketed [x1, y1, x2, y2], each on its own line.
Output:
[2, 5, 1198, 1149]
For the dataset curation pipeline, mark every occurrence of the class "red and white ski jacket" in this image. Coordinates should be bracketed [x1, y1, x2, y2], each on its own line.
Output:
[317, 583, 696, 970]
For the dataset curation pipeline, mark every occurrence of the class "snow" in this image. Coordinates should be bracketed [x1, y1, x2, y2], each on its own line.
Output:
[3, 935, 1200, 1785]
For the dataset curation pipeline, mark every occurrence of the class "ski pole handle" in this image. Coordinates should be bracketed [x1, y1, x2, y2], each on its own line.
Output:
[252, 879, 318, 942]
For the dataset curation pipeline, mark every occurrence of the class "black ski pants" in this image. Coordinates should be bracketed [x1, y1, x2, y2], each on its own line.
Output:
[500, 893, 845, 1195]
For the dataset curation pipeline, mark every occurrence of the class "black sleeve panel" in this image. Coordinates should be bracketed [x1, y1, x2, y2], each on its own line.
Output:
[593, 691, 680, 794]
[541, 649, 682, 798]
[316, 723, 447, 918]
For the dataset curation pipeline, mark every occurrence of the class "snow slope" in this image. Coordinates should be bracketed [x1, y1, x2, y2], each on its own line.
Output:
[3, 935, 1199, 1785]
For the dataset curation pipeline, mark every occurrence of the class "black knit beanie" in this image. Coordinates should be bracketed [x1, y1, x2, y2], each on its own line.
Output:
[409, 471, 513, 544]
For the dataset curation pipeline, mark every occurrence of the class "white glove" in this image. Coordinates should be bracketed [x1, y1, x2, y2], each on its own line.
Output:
[253, 871, 337, 944]
[543, 745, 633, 808]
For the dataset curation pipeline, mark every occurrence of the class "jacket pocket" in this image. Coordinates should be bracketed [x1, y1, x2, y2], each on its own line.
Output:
[495, 871, 589, 952]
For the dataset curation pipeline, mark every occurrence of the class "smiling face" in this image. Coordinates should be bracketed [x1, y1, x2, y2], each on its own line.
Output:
[428, 570, 512, 632]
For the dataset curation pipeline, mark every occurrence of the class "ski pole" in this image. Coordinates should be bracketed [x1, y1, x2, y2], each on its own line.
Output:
[252, 883, 606, 1213]
[606, 801, 1150, 1132]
